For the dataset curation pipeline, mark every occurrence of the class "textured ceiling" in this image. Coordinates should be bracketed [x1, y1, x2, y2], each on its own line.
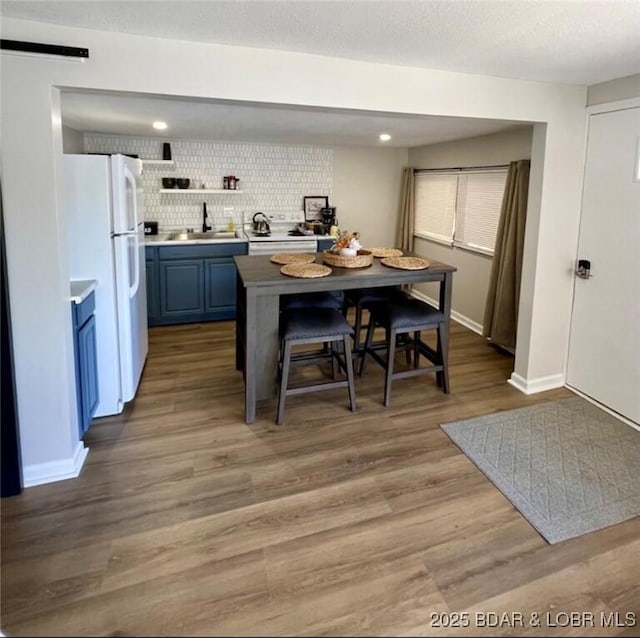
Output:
[5, 0, 637, 146]
[3, 0, 640, 85]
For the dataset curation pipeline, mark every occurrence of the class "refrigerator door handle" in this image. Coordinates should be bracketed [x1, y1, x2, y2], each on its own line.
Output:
[129, 232, 140, 298]
[123, 164, 139, 232]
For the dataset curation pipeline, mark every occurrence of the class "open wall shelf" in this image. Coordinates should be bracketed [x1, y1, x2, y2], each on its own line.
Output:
[159, 189, 243, 194]
[142, 159, 175, 166]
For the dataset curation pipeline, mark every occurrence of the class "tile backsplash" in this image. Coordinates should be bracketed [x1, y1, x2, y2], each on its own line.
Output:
[84, 134, 333, 231]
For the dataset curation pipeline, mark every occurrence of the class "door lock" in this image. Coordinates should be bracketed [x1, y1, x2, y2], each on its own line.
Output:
[576, 259, 593, 279]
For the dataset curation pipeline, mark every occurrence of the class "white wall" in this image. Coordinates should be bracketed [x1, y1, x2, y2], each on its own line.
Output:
[62, 126, 84, 153]
[333, 146, 408, 248]
[410, 126, 533, 168]
[0, 17, 587, 484]
[408, 127, 533, 329]
[1, 65, 83, 485]
[587, 73, 640, 106]
[79, 134, 406, 237]
[83, 134, 333, 230]
[412, 241, 492, 333]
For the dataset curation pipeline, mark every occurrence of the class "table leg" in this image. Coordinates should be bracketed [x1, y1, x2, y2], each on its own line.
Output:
[439, 271, 454, 392]
[235, 273, 245, 373]
[244, 291, 280, 423]
[440, 271, 453, 319]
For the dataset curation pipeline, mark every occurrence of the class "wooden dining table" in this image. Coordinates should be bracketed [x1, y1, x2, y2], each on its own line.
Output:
[234, 252, 456, 423]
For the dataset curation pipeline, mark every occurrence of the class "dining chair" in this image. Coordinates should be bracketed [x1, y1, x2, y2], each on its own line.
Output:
[359, 296, 449, 406]
[280, 290, 344, 312]
[342, 286, 405, 352]
[276, 307, 357, 425]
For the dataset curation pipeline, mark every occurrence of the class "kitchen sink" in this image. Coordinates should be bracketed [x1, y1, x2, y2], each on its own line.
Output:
[166, 231, 237, 241]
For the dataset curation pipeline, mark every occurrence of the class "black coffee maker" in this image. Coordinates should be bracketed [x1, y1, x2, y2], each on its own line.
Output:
[320, 207, 337, 230]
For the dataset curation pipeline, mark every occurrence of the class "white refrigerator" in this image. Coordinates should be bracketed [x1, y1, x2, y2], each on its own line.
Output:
[65, 153, 148, 417]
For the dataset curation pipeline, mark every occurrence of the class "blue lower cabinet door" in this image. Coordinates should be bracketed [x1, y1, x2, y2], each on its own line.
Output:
[205, 259, 236, 311]
[160, 260, 205, 317]
[78, 314, 99, 435]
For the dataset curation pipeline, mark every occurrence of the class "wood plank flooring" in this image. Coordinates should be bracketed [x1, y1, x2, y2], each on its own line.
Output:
[1, 320, 638, 637]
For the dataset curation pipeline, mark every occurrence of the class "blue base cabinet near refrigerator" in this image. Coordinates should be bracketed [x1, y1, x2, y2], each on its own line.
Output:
[160, 258, 205, 318]
[71, 292, 99, 437]
[146, 242, 248, 325]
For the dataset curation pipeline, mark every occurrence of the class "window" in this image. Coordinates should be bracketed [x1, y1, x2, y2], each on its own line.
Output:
[414, 167, 508, 255]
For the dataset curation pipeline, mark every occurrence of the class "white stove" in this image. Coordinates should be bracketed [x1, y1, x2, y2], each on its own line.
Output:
[243, 211, 318, 255]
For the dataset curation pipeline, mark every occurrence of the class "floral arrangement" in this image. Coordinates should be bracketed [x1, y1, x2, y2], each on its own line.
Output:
[331, 230, 361, 253]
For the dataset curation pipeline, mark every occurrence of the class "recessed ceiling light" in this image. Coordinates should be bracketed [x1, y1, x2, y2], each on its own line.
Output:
[152, 121, 168, 130]
[379, 133, 391, 142]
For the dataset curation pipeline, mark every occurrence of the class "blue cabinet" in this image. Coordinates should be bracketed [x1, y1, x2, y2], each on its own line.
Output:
[160, 259, 205, 317]
[72, 292, 99, 437]
[205, 259, 237, 313]
[317, 237, 335, 252]
[146, 242, 248, 325]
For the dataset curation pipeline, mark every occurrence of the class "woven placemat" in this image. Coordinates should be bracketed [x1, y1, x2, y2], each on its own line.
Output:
[381, 256, 431, 270]
[368, 247, 403, 258]
[270, 253, 316, 265]
[280, 263, 332, 278]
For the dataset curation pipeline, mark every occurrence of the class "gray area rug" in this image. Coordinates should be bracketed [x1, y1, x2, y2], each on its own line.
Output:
[441, 398, 640, 543]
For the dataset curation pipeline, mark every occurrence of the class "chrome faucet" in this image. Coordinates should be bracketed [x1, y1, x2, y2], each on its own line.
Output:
[202, 202, 212, 233]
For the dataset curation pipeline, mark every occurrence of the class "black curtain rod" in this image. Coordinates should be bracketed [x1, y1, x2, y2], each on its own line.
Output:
[415, 164, 509, 173]
[0, 39, 89, 58]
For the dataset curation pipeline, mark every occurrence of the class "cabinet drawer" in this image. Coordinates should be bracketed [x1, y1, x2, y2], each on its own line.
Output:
[159, 243, 248, 260]
[72, 291, 96, 328]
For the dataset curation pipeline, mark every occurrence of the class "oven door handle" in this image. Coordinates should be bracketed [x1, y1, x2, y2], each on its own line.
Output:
[248, 239, 318, 255]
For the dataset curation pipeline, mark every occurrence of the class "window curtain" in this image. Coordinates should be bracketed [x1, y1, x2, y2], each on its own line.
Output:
[482, 159, 530, 349]
[396, 167, 415, 251]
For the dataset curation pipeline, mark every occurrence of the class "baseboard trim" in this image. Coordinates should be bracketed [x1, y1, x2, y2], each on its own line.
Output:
[409, 290, 483, 335]
[406, 290, 566, 396]
[23, 442, 89, 487]
[508, 372, 565, 395]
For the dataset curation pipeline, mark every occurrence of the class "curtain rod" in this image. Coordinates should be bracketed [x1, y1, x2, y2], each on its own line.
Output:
[415, 164, 509, 173]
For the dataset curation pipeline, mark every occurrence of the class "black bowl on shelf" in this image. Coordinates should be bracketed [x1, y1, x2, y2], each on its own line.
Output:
[176, 178, 190, 189]
[161, 177, 176, 189]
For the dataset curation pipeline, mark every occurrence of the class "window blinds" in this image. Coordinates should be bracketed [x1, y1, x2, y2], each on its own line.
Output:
[454, 171, 507, 253]
[414, 167, 508, 255]
[414, 173, 457, 244]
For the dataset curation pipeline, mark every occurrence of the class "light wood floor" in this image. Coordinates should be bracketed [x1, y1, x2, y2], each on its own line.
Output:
[1, 320, 638, 637]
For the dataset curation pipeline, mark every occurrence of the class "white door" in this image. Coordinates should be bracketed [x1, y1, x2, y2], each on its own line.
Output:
[566, 105, 640, 425]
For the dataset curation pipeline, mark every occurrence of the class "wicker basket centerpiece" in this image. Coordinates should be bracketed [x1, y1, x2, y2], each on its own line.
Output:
[322, 229, 373, 268]
[323, 248, 373, 268]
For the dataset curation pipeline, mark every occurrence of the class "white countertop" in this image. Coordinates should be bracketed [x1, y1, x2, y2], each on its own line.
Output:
[70, 279, 98, 304]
